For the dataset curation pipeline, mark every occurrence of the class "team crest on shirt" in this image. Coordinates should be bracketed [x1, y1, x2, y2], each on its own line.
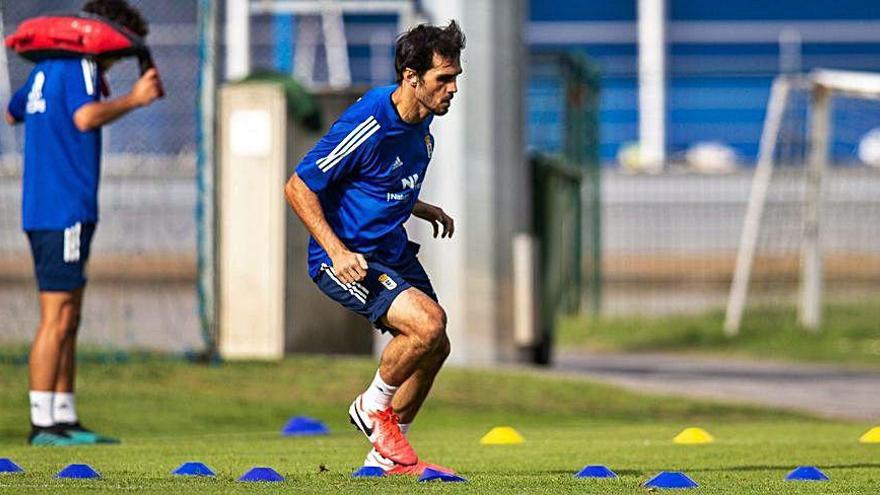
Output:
[424, 135, 433, 158]
[378, 273, 398, 290]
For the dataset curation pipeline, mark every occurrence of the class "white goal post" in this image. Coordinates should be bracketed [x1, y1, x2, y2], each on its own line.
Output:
[725, 69, 880, 336]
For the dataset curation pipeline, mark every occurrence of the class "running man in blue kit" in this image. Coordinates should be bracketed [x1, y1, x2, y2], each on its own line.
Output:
[284, 21, 465, 475]
[5, 0, 161, 446]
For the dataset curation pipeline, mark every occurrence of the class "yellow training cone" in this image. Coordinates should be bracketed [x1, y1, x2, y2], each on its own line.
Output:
[480, 426, 524, 445]
[673, 427, 714, 444]
[859, 426, 880, 443]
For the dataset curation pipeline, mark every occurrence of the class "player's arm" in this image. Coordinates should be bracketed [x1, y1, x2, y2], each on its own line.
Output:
[286, 117, 380, 284]
[413, 200, 455, 238]
[285, 173, 368, 284]
[6, 84, 27, 125]
[73, 69, 161, 132]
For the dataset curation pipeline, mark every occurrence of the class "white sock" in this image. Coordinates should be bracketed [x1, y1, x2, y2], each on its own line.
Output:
[399, 423, 411, 436]
[361, 370, 398, 412]
[29, 391, 54, 427]
[53, 392, 78, 424]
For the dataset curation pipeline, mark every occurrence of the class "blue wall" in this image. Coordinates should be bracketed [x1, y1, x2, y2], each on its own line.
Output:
[6, 0, 880, 163]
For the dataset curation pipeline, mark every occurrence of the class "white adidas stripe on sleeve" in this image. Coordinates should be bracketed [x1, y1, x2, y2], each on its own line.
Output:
[316, 116, 380, 173]
[316, 116, 376, 167]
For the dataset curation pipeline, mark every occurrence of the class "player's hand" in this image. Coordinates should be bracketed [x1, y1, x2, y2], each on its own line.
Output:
[330, 249, 368, 284]
[130, 69, 162, 107]
[415, 203, 454, 238]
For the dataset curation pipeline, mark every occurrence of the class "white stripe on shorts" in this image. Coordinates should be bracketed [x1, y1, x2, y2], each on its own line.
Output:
[321, 263, 367, 304]
[337, 275, 369, 301]
[325, 264, 370, 298]
[63, 222, 82, 263]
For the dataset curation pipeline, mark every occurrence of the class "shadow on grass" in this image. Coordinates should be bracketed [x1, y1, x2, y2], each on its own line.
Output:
[689, 463, 880, 473]
[0, 428, 27, 445]
[461, 469, 646, 477]
[480, 464, 880, 477]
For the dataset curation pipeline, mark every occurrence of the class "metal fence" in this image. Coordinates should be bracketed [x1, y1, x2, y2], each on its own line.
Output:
[527, 51, 880, 317]
[3, 2, 877, 353]
[528, 53, 600, 360]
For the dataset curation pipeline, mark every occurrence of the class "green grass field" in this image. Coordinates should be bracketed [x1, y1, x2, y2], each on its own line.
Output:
[0, 355, 877, 494]
[559, 302, 880, 367]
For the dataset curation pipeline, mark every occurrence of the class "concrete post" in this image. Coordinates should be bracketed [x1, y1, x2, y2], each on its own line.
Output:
[414, 0, 528, 364]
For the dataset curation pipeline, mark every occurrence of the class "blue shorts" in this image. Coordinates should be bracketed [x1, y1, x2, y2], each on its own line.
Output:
[26, 223, 96, 292]
[313, 242, 437, 333]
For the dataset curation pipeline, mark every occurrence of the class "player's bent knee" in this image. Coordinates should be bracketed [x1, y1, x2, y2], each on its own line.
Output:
[388, 289, 448, 350]
[39, 311, 81, 342]
[421, 306, 447, 349]
[406, 306, 446, 352]
[436, 334, 451, 360]
[39, 319, 76, 341]
[67, 315, 81, 337]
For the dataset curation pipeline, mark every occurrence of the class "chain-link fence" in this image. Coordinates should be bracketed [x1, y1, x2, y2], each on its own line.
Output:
[528, 54, 880, 318]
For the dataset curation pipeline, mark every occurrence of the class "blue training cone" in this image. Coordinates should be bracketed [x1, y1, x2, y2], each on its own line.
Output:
[352, 466, 385, 478]
[418, 467, 467, 483]
[786, 466, 829, 481]
[172, 461, 215, 477]
[576, 465, 618, 478]
[281, 416, 330, 436]
[56, 464, 101, 479]
[238, 467, 284, 482]
[0, 458, 24, 474]
[643, 471, 699, 489]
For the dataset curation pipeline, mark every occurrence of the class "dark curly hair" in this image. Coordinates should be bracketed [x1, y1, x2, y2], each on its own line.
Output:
[82, 0, 149, 37]
[394, 21, 465, 83]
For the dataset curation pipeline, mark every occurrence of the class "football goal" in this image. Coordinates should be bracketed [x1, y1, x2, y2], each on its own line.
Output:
[725, 69, 880, 335]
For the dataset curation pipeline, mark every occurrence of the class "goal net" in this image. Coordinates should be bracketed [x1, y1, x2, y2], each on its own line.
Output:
[725, 69, 880, 335]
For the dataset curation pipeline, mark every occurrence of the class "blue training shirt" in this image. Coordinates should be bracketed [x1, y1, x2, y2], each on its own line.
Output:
[296, 85, 435, 278]
[8, 58, 102, 231]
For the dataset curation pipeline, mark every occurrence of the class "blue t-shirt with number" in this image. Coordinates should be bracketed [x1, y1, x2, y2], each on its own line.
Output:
[8, 58, 102, 231]
[295, 85, 435, 278]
